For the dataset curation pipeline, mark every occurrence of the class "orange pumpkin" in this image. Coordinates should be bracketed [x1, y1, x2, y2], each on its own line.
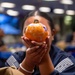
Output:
[25, 19, 48, 42]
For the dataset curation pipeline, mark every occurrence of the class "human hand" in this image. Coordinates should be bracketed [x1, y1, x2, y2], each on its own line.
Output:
[38, 36, 54, 75]
[25, 44, 47, 66]
[19, 36, 49, 75]
[45, 36, 51, 53]
[38, 36, 51, 65]
[21, 35, 47, 66]
[21, 35, 44, 48]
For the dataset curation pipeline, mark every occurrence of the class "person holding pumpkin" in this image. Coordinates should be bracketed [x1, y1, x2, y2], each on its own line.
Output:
[5, 10, 75, 75]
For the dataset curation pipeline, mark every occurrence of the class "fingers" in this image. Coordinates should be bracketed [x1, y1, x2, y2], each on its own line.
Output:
[38, 47, 47, 58]
[46, 36, 50, 48]
[36, 50, 46, 64]
[31, 43, 47, 58]
[31, 41, 43, 46]
[38, 48, 47, 63]
[21, 35, 46, 47]
[21, 36, 30, 43]
[26, 46, 39, 53]
[34, 47, 47, 64]
[21, 36, 32, 47]
[25, 43, 47, 65]
[36, 43, 47, 55]
[26, 43, 47, 58]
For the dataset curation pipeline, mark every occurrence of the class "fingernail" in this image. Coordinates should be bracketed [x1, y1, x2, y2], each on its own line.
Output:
[48, 36, 50, 38]
[25, 37, 28, 40]
[31, 41, 35, 43]
[43, 42, 46, 44]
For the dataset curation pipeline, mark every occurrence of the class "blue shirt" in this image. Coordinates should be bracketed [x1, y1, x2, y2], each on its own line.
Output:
[5, 45, 75, 75]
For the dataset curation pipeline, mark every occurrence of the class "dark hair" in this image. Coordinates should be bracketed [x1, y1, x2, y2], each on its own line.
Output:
[22, 10, 54, 30]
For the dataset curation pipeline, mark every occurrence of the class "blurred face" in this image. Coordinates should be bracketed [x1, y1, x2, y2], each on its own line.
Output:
[23, 16, 54, 45]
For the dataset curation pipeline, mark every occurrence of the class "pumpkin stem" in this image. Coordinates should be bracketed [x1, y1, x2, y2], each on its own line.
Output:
[34, 19, 39, 23]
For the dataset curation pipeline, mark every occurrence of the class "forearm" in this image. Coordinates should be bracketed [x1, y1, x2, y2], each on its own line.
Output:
[39, 54, 54, 75]
[18, 58, 35, 75]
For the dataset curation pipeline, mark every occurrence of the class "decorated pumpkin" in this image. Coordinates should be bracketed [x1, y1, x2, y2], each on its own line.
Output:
[25, 19, 48, 42]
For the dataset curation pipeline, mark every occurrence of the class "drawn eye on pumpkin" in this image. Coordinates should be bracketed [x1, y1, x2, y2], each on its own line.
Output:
[42, 25, 47, 31]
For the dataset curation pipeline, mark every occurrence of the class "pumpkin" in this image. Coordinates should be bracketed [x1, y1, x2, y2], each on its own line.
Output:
[25, 19, 48, 42]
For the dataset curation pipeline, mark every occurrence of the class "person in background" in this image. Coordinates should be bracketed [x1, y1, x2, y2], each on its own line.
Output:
[65, 25, 75, 46]
[0, 28, 7, 51]
[53, 24, 66, 50]
[5, 10, 75, 75]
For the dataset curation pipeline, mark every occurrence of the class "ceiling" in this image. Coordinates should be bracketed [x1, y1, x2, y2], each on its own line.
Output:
[0, 0, 75, 16]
